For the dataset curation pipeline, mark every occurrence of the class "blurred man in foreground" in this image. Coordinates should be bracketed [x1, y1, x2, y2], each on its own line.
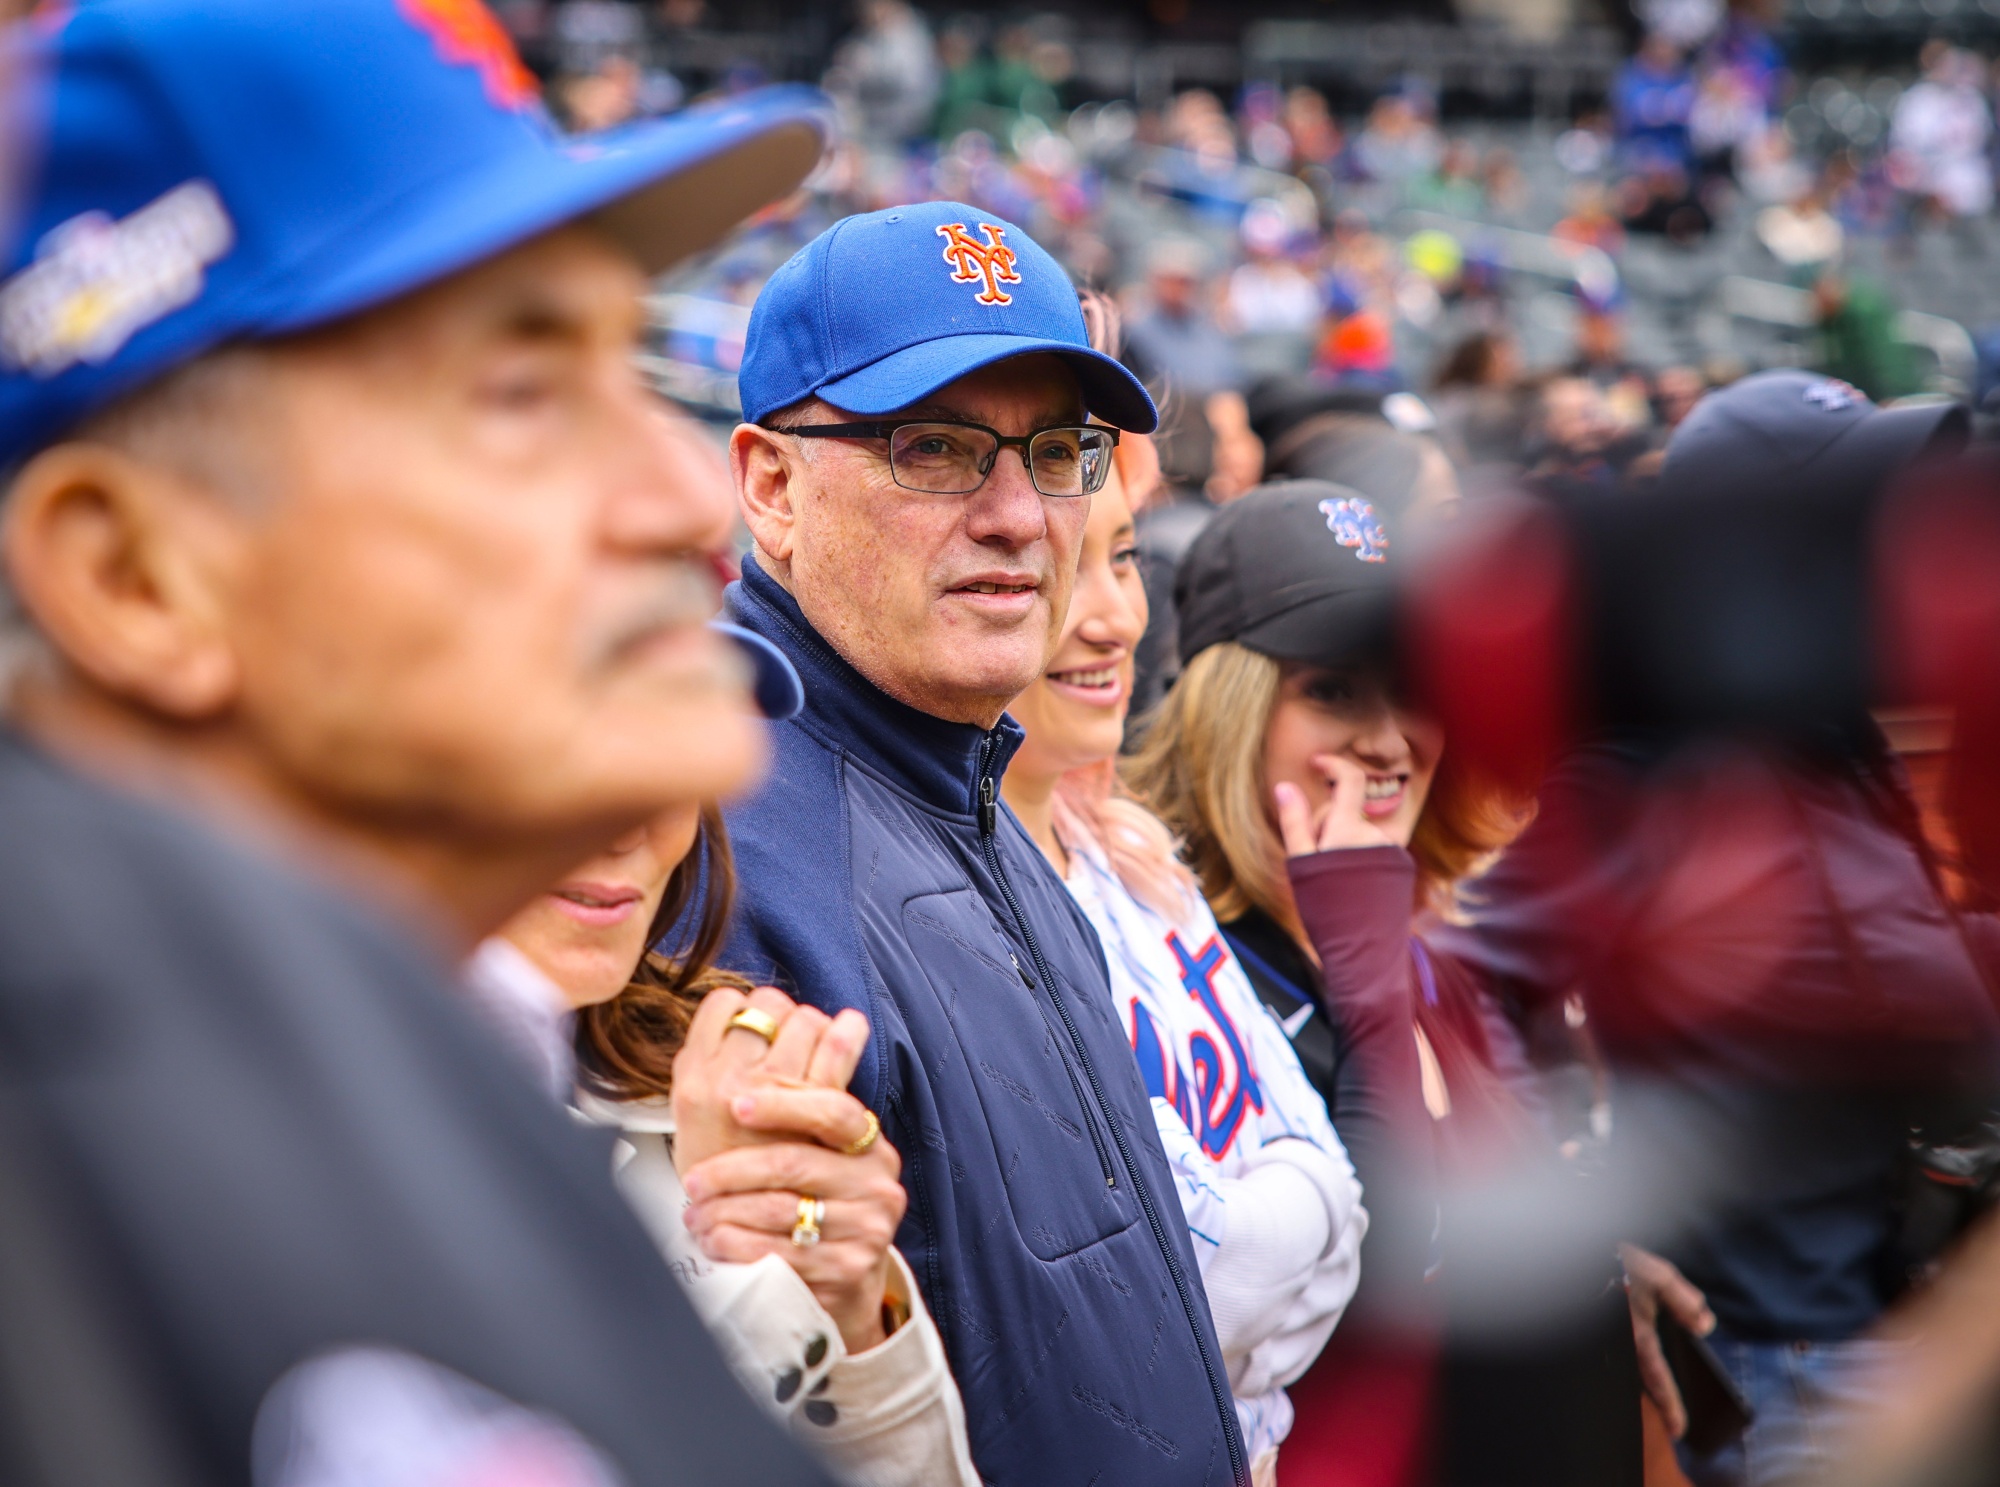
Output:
[0, 2, 836, 1482]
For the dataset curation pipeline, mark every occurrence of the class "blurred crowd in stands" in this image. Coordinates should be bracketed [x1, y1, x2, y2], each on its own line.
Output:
[485, 0, 2000, 527]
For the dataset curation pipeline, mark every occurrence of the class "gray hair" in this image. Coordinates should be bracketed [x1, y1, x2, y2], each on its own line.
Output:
[0, 467, 52, 715]
[0, 347, 270, 715]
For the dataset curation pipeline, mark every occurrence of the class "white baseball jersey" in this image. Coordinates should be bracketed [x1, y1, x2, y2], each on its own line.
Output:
[1063, 835, 1368, 1462]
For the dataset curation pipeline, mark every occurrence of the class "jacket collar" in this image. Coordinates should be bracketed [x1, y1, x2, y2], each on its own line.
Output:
[726, 552, 1023, 820]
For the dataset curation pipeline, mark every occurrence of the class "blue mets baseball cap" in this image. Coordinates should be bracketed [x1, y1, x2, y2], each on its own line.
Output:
[0, 0, 829, 469]
[736, 200, 1157, 433]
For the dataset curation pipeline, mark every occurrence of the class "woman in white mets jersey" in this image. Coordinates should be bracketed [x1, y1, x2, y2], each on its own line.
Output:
[1001, 387, 1367, 1487]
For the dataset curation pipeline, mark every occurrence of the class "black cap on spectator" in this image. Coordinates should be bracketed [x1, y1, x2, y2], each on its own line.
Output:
[1662, 370, 1967, 498]
[1176, 479, 1398, 669]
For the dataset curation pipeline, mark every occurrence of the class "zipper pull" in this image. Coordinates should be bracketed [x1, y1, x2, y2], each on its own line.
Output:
[979, 776, 997, 836]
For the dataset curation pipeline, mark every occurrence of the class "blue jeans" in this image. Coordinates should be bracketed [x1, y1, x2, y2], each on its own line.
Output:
[1676, 1332, 1903, 1487]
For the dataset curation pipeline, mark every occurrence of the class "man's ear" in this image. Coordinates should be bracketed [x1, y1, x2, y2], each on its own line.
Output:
[730, 422, 801, 566]
[2, 444, 243, 718]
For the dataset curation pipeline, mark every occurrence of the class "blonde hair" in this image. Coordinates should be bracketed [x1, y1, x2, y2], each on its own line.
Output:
[1124, 641, 1523, 937]
[1123, 642, 1292, 930]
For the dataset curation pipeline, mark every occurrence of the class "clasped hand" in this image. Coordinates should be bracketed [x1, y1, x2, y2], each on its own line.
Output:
[671, 986, 905, 1354]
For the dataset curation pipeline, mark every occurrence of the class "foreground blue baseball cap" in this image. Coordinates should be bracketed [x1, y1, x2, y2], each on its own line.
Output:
[737, 200, 1157, 432]
[0, 0, 829, 468]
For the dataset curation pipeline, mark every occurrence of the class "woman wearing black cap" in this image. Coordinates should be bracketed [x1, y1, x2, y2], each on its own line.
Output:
[1125, 479, 1643, 1487]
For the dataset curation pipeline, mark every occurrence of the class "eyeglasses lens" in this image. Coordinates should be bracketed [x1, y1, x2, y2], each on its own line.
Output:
[889, 424, 997, 494]
[887, 424, 1115, 496]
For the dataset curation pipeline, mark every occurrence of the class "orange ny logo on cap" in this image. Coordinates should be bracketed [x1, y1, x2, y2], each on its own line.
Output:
[397, 0, 537, 110]
[936, 222, 1022, 306]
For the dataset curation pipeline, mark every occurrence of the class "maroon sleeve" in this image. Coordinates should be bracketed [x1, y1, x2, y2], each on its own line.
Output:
[1287, 845, 1437, 1313]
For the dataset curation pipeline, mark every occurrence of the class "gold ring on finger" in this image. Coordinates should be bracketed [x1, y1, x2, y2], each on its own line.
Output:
[840, 1110, 881, 1157]
[791, 1194, 826, 1248]
[725, 1006, 782, 1045]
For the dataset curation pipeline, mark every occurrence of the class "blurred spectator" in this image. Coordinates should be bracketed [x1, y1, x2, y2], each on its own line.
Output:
[1411, 138, 1485, 217]
[930, 20, 1061, 145]
[1353, 87, 1444, 189]
[1813, 268, 1920, 402]
[1613, 33, 1696, 173]
[1317, 307, 1399, 391]
[560, 54, 647, 133]
[1554, 181, 1627, 257]
[1225, 200, 1322, 337]
[1259, 407, 1461, 520]
[1651, 364, 1709, 431]
[1556, 109, 1615, 177]
[1528, 375, 1644, 488]
[1283, 85, 1345, 172]
[1327, 208, 1401, 315]
[823, 0, 940, 149]
[1640, 0, 1723, 51]
[1619, 160, 1713, 243]
[1436, 376, 1995, 1487]
[1124, 238, 1242, 398]
[1480, 145, 1530, 220]
[1433, 331, 1533, 469]
[553, 0, 643, 74]
[1755, 177, 1846, 272]
[1889, 43, 1995, 232]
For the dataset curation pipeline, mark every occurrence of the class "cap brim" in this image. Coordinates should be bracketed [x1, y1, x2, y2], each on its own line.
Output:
[710, 620, 803, 721]
[1226, 586, 1396, 671]
[260, 86, 828, 335]
[816, 332, 1159, 434]
[1807, 399, 1969, 490]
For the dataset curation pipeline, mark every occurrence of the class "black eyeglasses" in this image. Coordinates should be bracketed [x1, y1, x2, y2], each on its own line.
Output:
[774, 420, 1121, 497]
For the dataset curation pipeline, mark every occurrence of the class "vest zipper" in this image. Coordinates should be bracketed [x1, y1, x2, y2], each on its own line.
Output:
[976, 736, 1250, 1486]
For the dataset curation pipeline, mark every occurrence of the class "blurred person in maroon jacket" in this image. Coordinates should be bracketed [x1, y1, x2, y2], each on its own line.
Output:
[1429, 373, 2000, 1487]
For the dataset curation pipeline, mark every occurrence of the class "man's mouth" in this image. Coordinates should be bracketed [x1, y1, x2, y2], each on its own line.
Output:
[956, 581, 1038, 596]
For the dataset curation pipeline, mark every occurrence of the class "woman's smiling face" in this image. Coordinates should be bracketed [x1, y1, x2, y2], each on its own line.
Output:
[1005, 461, 1146, 779]
[1261, 663, 1443, 849]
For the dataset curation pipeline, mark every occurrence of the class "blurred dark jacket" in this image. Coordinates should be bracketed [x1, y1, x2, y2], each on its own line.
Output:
[0, 728, 834, 1487]
[1433, 732, 2000, 1341]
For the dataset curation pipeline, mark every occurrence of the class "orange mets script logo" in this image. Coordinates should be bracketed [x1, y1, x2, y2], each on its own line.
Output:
[936, 222, 1023, 307]
[397, 0, 538, 111]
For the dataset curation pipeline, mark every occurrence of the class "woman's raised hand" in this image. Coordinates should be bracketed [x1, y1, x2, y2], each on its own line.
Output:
[1274, 753, 1396, 857]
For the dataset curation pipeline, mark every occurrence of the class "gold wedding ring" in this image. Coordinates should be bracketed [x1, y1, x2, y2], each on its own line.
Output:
[791, 1194, 826, 1248]
[725, 1006, 782, 1045]
[840, 1109, 882, 1157]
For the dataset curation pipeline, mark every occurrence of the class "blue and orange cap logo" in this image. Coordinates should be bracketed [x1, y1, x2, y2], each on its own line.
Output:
[396, 0, 537, 111]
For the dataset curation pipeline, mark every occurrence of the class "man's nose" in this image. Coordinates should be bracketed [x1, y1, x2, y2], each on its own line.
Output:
[963, 446, 1051, 548]
[601, 399, 736, 554]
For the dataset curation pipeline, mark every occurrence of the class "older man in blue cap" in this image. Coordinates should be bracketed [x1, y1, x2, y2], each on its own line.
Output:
[0, 2, 847, 1483]
[721, 203, 1249, 1485]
